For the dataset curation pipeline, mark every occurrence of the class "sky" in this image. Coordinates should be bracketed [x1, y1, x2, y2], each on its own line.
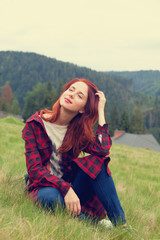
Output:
[0, 0, 160, 71]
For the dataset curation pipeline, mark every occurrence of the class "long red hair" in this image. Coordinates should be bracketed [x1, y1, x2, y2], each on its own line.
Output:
[40, 78, 99, 158]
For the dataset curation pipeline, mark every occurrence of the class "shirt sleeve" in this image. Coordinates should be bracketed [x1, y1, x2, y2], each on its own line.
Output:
[84, 123, 112, 156]
[22, 122, 71, 197]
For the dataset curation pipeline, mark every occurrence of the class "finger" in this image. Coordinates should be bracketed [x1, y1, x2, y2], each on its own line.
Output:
[66, 203, 73, 215]
[69, 204, 74, 215]
[77, 202, 81, 216]
[66, 203, 70, 212]
[73, 203, 78, 216]
[95, 92, 105, 97]
[95, 93, 101, 98]
[95, 93, 106, 101]
[96, 90, 104, 94]
[73, 202, 81, 216]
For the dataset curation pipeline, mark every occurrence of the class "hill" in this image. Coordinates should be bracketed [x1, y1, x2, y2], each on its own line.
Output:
[0, 117, 160, 240]
[0, 51, 159, 142]
[0, 51, 143, 113]
[105, 70, 160, 96]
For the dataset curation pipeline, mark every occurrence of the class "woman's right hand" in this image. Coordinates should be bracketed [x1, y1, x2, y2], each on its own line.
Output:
[64, 187, 81, 216]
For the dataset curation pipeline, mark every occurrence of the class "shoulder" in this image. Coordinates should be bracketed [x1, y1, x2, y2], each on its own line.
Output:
[25, 112, 45, 128]
[22, 112, 45, 138]
[26, 111, 41, 123]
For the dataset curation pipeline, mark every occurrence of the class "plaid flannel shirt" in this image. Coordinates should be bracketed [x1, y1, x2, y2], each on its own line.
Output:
[22, 111, 112, 220]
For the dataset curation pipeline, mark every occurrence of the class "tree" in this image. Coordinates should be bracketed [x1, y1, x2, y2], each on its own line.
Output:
[153, 96, 160, 128]
[0, 99, 8, 111]
[1, 83, 13, 104]
[145, 110, 153, 129]
[131, 103, 145, 134]
[23, 82, 57, 121]
[120, 110, 131, 132]
[110, 103, 120, 131]
[56, 81, 64, 97]
[156, 88, 160, 96]
[0, 83, 14, 111]
[10, 98, 21, 115]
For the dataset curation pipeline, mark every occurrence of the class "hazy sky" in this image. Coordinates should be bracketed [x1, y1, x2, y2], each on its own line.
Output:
[0, 0, 160, 71]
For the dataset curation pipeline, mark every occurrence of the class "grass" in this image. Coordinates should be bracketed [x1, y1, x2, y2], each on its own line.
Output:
[0, 117, 160, 240]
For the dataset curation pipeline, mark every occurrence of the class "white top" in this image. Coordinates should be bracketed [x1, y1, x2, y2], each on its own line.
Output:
[41, 118, 67, 178]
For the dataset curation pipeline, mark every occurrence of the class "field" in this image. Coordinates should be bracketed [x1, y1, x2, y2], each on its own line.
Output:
[0, 117, 160, 240]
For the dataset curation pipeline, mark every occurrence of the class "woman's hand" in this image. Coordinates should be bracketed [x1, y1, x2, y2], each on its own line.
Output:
[95, 91, 106, 126]
[64, 187, 81, 216]
[96, 91, 106, 112]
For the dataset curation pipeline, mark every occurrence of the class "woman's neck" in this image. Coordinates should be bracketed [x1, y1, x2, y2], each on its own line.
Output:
[54, 107, 78, 126]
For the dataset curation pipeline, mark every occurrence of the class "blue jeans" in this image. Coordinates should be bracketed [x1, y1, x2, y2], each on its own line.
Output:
[38, 163, 126, 226]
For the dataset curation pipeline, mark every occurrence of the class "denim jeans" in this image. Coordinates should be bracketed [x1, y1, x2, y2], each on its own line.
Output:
[38, 163, 126, 226]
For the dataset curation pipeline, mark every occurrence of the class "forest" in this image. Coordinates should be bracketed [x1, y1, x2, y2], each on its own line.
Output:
[0, 51, 160, 142]
[106, 70, 160, 96]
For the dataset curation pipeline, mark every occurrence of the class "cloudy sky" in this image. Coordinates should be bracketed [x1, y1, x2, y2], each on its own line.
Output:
[0, 0, 160, 71]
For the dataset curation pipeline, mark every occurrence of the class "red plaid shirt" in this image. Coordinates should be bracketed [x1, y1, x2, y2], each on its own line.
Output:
[22, 111, 112, 220]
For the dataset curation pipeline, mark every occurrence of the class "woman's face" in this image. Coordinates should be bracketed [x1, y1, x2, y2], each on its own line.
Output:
[60, 81, 88, 114]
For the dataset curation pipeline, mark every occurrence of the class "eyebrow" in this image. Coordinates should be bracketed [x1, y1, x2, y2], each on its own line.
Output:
[70, 86, 86, 96]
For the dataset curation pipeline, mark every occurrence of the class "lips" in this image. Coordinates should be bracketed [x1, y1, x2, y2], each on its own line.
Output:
[64, 98, 72, 104]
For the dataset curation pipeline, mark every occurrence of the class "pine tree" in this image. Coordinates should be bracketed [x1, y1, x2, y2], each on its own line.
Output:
[10, 98, 21, 115]
[131, 103, 145, 134]
[145, 111, 153, 129]
[0, 99, 8, 111]
[120, 110, 131, 132]
[154, 96, 160, 128]
[110, 103, 120, 131]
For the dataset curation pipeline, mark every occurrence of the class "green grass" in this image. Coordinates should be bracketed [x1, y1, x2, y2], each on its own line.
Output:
[0, 117, 160, 240]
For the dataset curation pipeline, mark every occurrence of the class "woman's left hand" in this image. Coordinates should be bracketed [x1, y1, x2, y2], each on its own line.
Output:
[95, 91, 106, 112]
[95, 91, 106, 126]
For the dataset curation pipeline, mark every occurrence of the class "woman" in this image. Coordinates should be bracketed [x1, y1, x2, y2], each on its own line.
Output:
[22, 78, 126, 227]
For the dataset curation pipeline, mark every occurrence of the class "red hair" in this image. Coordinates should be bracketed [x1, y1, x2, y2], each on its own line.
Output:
[40, 78, 99, 158]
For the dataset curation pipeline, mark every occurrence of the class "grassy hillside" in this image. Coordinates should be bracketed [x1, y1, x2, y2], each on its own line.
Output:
[0, 117, 160, 240]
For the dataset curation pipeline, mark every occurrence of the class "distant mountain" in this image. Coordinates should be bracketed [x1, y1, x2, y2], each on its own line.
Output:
[104, 70, 160, 96]
[0, 51, 136, 113]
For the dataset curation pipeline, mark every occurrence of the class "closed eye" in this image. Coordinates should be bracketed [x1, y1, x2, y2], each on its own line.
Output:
[78, 94, 82, 99]
[68, 88, 73, 92]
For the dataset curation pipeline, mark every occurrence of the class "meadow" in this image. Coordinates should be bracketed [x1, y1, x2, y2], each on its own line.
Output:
[0, 117, 160, 240]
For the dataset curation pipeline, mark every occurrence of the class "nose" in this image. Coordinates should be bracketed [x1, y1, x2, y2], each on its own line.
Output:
[69, 91, 75, 98]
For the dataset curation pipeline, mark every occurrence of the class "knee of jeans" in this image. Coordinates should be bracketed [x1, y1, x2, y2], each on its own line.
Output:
[38, 187, 64, 207]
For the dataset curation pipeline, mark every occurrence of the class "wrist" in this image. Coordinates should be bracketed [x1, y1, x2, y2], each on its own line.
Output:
[98, 108, 105, 113]
[98, 114, 106, 126]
